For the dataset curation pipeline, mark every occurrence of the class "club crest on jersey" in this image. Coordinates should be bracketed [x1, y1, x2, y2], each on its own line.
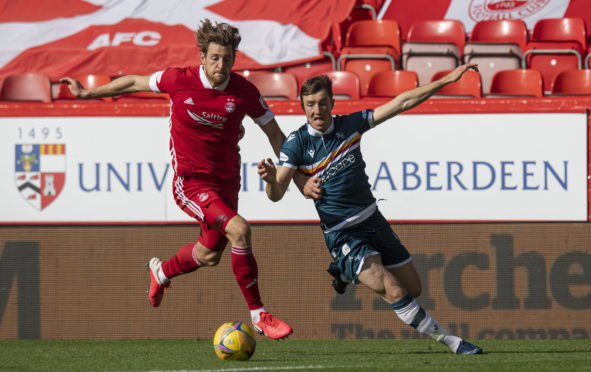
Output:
[15, 144, 66, 211]
[198, 192, 210, 202]
[225, 99, 236, 113]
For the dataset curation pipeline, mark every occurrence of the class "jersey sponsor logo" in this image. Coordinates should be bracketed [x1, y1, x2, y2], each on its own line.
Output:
[184, 97, 194, 105]
[187, 110, 226, 130]
[321, 154, 356, 184]
[15, 144, 66, 211]
[468, 0, 550, 21]
[225, 99, 236, 113]
[307, 148, 315, 158]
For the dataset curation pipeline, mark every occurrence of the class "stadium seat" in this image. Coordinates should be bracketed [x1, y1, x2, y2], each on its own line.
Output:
[550, 69, 591, 95]
[464, 20, 528, 94]
[402, 20, 466, 86]
[586, 46, 591, 68]
[0, 73, 52, 103]
[246, 72, 299, 100]
[337, 20, 401, 96]
[327, 3, 377, 57]
[523, 18, 587, 94]
[488, 69, 543, 97]
[430, 69, 482, 98]
[366, 70, 418, 98]
[283, 52, 337, 91]
[57, 74, 112, 100]
[322, 71, 360, 100]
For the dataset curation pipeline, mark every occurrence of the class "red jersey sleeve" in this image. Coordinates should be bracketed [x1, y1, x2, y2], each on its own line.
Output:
[242, 80, 274, 126]
[149, 68, 179, 94]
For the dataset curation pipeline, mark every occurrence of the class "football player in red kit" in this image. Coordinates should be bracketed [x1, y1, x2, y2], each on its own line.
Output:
[60, 19, 320, 340]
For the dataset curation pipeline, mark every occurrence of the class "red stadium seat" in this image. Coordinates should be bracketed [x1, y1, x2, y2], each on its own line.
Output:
[488, 69, 543, 97]
[320, 71, 360, 100]
[366, 70, 418, 98]
[586, 46, 591, 68]
[464, 20, 528, 94]
[57, 74, 112, 100]
[337, 20, 401, 96]
[0, 73, 52, 103]
[523, 18, 587, 94]
[402, 20, 466, 86]
[328, 4, 377, 56]
[430, 69, 482, 98]
[246, 72, 299, 100]
[551, 69, 591, 95]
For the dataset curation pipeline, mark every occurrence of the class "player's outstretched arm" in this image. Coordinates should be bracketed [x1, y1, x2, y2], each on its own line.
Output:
[373, 64, 478, 126]
[257, 158, 296, 202]
[59, 75, 152, 100]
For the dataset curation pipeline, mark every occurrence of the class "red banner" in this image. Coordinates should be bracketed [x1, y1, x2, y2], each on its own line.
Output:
[0, 0, 354, 82]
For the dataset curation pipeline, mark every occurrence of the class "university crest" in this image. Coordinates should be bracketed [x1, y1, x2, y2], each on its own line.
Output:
[15, 144, 66, 211]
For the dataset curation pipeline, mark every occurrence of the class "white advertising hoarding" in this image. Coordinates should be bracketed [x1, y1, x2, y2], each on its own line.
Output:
[0, 112, 586, 223]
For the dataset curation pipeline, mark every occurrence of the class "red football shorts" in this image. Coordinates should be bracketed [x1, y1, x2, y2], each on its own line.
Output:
[173, 175, 238, 251]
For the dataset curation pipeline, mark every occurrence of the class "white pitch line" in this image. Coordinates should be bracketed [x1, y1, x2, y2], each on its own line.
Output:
[149, 365, 340, 372]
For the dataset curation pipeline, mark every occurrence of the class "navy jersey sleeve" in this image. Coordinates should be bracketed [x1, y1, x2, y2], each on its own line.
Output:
[278, 130, 302, 169]
[342, 109, 374, 135]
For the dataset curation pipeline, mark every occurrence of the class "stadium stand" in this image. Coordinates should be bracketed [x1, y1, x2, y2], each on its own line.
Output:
[430, 69, 482, 98]
[246, 72, 299, 100]
[523, 17, 587, 94]
[337, 20, 400, 96]
[283, 52, 337, 91]
[0, 73, 52, 103]
[488, 69, 543, 97]
[325, 1, 378, 58]
[550, 69, 591, 95]
[322, 70, 361, 99]
[115, 90, 170, 101]
[366, 70, 418, 98]
[463, 20, 528, 95]
[56, 74, 112, 100]
[401, 20, 466, 86]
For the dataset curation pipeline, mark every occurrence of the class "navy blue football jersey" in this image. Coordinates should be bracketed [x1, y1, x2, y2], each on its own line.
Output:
[279, 110, 378, 231]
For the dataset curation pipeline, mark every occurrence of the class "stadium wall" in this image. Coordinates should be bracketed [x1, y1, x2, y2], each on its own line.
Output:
[1, 223, 590, 340]
[0, 98, 590, 340]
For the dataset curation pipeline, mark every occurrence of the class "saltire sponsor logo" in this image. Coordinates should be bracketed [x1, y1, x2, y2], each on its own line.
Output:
[187, 110, 226, 129]
[15, 144, 66, 211]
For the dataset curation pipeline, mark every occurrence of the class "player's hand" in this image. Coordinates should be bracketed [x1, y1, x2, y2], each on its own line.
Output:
[445, 63, 479, 84]
[59, 77, 85, 98]
[257, 158, 277, 184]
[303, 176, 322, 200]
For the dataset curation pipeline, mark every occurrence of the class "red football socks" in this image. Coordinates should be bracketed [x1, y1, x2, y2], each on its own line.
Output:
[231, 246, 263, 310]
[161, 243, 201, 279]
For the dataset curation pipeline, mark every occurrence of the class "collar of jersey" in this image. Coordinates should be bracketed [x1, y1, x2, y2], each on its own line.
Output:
[306, 119, 335, 137]
[199, 65, 230, 90]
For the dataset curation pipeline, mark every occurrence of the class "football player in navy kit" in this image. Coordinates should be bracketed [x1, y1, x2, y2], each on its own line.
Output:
[258, 63, 484, 354]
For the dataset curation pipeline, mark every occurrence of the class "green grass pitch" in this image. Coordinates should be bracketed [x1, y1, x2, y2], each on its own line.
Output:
[1, 339, 590, 371]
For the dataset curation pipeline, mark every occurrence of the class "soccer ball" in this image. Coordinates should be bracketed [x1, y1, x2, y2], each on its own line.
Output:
[213, 321, 256, 361]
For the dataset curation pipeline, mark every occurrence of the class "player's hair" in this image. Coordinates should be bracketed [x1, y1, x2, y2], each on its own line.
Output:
[300, 75, 333, 104]
[195, 19, 241, 56]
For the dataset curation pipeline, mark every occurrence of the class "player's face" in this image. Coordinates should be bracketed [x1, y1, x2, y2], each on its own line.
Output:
[200, 42, 235, 87]
[301, 90, 335, 132]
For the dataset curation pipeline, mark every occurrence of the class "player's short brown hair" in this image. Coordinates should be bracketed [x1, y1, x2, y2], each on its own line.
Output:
[195, 19, 241, 56]
[300, 75, 333, 104]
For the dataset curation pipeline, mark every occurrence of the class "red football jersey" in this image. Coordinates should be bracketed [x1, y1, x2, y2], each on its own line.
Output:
[149, 66, 273, 187]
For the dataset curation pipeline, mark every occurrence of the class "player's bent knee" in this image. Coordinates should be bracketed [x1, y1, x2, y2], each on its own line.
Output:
[225, 215, 251, 243]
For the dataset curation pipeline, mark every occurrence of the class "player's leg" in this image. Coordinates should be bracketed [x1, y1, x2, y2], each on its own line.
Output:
[224, 214, 293, 340]
[358, 255, 481, 354]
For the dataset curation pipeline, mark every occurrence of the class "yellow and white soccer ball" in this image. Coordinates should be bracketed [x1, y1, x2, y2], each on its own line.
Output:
[213, 321, 256, 361]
